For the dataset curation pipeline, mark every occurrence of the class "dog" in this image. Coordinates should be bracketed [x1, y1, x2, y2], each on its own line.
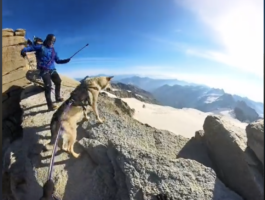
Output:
[45, 76, 114, 158]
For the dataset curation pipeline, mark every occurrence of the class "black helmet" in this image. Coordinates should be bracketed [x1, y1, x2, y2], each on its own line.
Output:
[45, 34, 56, 43]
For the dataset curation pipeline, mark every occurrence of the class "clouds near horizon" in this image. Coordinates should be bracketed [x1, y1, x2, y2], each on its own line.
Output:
[176, 0, 264, 77]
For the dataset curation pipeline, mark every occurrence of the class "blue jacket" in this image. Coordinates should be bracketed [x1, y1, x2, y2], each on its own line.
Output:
[21, 44, 68, 71]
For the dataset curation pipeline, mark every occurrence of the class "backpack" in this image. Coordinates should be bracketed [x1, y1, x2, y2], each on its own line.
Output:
[33, 36, 44, 45]
[26, 36, 43, 46]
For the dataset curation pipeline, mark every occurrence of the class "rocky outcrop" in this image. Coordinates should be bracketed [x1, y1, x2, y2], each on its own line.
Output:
[234, 101, 260, 123]
[2, 28, 31, 120]
[2, 29, 33, 176]
[246, 119, 264, 168]
[3, 84, 244, 200]
[111, 82, 160, 105]
[202, 115, 264, 200]
[113, 98, 135, 117]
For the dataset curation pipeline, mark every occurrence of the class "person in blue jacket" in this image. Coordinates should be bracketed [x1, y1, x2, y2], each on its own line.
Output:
[21, 34, 71, 111]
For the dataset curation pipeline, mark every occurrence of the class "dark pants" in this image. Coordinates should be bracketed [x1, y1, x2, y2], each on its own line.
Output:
[41, 70, 62, 108]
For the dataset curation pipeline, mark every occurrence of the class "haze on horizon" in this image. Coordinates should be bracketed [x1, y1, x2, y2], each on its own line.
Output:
[3, 0, 264, 102]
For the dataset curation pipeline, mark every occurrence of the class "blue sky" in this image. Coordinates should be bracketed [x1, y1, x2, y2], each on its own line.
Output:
[3, 0, 264, 102]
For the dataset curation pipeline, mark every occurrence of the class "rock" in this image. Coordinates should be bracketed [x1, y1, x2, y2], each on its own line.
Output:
[3, 28, 14, 32]
[234, 101, 260, 123]
[2, 79, 31, 95]
[24, 52, 37, 69]
[2, 29, 31, 121]
[106, 144, 243, 200]
[2, 36, 26, 47]
[60, 75, 80, 88]
[203, 115, 264, 200]
[246, 119, 264, 167]
[114, 98, 135, 117]
[194, 130, 204, 140]
[2, 45, 26, 71]
[2, 28, 14, 37]
[2, 139, 29, 200]
[6, 82, 243, 200]
[2, 113, 23, 147]
[3, 67, 28, 85]
[14, 29, 26, 36]
[2, 87, 24, 120]
[79, 138, 110, 165]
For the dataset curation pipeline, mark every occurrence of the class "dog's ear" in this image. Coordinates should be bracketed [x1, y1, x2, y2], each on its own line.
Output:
[106, 76, 114, 81]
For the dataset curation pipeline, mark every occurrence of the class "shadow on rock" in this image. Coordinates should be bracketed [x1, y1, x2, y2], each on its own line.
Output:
[176, 130, 214, 169]
[201, 115, 264, 200]
[59, 121, 107, 200]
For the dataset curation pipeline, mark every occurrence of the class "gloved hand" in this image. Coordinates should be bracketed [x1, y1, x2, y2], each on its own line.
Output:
[27, 39, 33, 46]
[21, 51, 27, 58]
[65, 58, 71, 63]
[55, 58, 71, 64]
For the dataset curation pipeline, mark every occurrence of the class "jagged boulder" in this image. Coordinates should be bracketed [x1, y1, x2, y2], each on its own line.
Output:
[203, 115, 264, 200]
[234, 101, 260, 123]
[2, 28, 31, 120]
[3, 82, 244, 200]
[246, 119, 264, 167]
[80, 138, 243, 200]
[113, 98, 135, 117]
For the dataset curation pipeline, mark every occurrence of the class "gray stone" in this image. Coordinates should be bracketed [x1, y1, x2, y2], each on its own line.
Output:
[203, 115, 264, 200]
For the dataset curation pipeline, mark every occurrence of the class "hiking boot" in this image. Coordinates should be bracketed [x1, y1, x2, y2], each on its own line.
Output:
[56, 97, 64, 103]
[48, 104, 58, 111]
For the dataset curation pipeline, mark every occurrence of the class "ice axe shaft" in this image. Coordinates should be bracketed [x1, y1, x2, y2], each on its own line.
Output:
[70, 43, 89, 59]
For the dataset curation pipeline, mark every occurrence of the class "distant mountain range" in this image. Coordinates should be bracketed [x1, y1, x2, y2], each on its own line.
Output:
[75, 75, 263, 122]
[152, 84, 261, 122]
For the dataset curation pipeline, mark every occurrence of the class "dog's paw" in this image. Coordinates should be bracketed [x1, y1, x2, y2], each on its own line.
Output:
[82, 116, 90, 121]
[98, 118, 104, 124]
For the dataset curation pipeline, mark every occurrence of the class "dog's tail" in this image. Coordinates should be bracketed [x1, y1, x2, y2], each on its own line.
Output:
[70, 144, 80, 158]
[69, 134, 80, 158]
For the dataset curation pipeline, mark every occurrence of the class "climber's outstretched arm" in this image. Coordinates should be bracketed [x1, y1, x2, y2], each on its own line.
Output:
[21, 44, 42, 57]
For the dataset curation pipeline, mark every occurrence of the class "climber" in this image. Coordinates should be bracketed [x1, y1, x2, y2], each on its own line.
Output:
[21, 34, 71, 111]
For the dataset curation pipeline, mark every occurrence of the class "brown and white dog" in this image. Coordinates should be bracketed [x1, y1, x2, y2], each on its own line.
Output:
[45, 76, 114, 158]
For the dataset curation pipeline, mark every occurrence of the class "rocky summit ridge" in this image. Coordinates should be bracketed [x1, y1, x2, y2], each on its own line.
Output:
[2, 77, 264, 200]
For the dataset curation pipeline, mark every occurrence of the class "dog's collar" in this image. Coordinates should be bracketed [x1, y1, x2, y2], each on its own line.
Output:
[67, 95, 91, 108]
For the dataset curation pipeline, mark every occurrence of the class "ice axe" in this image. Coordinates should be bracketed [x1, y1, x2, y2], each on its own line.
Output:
[69, 43, 89, 59]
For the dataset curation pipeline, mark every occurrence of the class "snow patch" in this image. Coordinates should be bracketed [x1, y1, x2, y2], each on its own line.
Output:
[100, 91, 117, 98]
[135, 94, 144, 99]
[111, 88, 120, 91]
[204, 95, 219, 103]
[121, 97, 247, 139]
[206, 108, 236, 120]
